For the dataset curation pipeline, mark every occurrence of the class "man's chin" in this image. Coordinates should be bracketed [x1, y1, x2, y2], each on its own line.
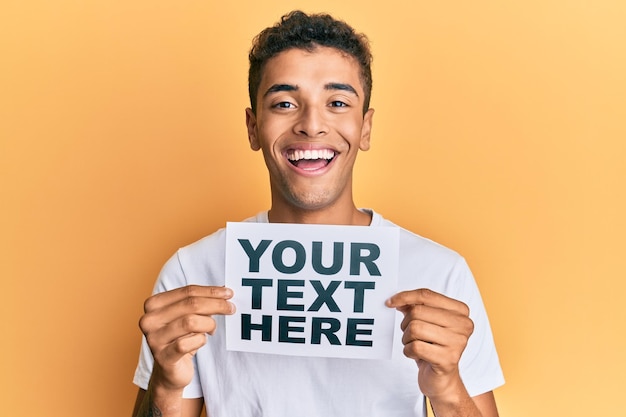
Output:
[277, 189, 337, 212]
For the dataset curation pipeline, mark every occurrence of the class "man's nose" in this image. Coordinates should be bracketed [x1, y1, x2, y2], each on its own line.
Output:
[293, 105, 329, 137]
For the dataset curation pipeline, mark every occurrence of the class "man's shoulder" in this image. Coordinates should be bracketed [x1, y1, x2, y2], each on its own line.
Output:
[177, 211, 268, 257]
[372, 210, 462, 261]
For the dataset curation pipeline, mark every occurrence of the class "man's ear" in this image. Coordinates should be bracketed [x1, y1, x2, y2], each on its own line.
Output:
[359, 108, 375, 151]
[245, 108, 261, 151]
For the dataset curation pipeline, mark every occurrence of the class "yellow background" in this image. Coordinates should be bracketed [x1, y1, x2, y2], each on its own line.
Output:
[1, 1, 625, 416]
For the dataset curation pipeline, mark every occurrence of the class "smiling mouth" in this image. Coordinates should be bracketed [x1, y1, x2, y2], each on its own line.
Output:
[286, 149, 336, 171]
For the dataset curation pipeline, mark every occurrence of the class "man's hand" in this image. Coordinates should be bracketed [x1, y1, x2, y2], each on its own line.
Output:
[386, 289, 474, 403]
[139, 285, 236, 392]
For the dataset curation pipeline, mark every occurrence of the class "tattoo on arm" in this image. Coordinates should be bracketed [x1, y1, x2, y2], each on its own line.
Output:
[145, 404, 162, 417]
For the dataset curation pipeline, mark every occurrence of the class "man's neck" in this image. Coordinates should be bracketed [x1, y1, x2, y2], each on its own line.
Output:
[267, 204, 371, 226]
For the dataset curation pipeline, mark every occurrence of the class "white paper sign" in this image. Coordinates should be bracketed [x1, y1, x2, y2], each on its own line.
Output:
[225, 222, 399, 360]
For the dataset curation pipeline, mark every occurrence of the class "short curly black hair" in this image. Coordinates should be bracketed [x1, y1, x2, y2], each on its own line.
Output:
[248, 10, 373, 114]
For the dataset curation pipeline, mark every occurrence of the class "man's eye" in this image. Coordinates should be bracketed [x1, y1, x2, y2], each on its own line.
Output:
[329, 101, 348, 107]
[274, 102, 295, 109]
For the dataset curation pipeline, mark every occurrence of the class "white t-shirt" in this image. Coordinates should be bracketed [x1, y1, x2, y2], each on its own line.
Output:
[134, 210, 504, 417]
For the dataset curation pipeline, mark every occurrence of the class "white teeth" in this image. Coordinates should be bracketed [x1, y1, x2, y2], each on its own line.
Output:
[287, 149, 335, 161]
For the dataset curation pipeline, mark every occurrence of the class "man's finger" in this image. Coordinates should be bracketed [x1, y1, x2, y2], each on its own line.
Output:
[398, 304, 473, 333]
[158, 333, 208, 368]
[144, 285, 233, 313]
[146, 314, 218, 347]
[386, 288, 469, 316]
[139, 295, 235, 334]
[401, 318, 449, 346]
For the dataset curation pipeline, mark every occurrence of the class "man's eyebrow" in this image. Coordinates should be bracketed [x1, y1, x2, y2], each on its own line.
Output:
[325, 83, 359, 96]
[263, 84, 298, 97]
[263, 83, 359, 98]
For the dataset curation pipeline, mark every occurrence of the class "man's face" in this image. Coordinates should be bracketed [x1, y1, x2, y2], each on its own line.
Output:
[246, 46, 374, 214]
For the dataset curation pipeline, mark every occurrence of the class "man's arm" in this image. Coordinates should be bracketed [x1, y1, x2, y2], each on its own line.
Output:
[471, 391, 499, 417]
[132, 285, 235, 417]
[132, 388, 204, 417]
[427, 390, 499, 417]
[387, 289, 499, 417]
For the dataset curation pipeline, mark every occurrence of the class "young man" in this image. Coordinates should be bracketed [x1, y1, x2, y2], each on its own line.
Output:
[132, 10, 504, 417]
